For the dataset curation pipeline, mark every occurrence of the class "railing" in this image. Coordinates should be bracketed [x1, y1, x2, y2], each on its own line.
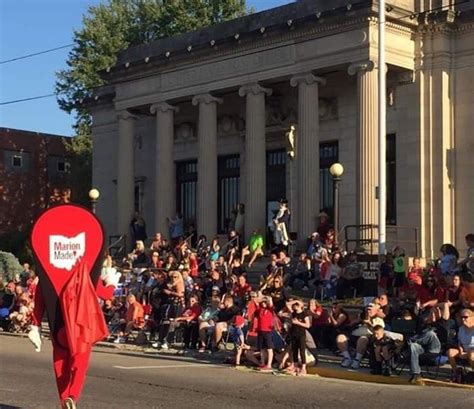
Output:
[219, 235, 240, 256]
[341, 224, 419, 256]
[108, 234, 127, 260]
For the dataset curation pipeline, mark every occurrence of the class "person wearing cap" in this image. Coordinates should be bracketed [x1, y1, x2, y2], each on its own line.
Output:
[272, 198, 291, 250]
[232, 314, 250, 366]
[447, 308, 474, 379]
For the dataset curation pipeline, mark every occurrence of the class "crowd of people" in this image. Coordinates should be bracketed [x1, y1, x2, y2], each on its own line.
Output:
[1, 201, 473, 385]
[95, 203, 474, 384]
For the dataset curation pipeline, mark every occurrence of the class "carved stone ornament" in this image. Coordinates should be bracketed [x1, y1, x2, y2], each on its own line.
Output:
[175, 122, 195, 141]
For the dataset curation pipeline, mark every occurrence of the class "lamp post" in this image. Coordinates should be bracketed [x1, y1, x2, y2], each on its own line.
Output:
[88, 188, 100, 214]
[329, 163, 344, 245]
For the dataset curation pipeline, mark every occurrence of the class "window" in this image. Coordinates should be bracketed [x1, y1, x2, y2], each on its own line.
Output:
[57, 160, 70, 173]
[218, 155, 240, 233]
[12, 155, 22, 167]
[266, 149, 287, 225]
[176, 160, 197, 229]
[4, 150, 30, 173]
[319, 142, 339, 220]
[386, 134, 396, 225]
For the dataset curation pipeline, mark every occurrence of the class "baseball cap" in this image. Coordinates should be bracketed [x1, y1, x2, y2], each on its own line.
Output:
[211, 286, 220, 293]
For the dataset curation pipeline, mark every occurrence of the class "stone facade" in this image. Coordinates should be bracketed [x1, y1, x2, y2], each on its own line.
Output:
[88, 0, 474, 258]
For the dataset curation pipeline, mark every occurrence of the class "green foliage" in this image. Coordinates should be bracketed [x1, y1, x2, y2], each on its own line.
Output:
[56, 0, 249, 139]
[0, 231, 34, 268]
[56, 0, 249, 203]
[0, 251, 23, 282]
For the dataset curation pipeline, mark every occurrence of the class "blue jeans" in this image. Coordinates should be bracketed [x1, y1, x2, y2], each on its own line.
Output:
[408, 329, 441, 375]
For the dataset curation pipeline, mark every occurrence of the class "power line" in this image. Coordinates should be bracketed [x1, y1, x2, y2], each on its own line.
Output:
[0, 44, 73, 65]
[0, 93, 59, 106]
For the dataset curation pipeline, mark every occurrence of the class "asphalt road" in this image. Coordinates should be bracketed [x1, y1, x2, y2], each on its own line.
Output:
[1, 335, 473, 409]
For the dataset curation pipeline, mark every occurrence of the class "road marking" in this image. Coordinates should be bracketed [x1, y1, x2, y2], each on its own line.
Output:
[113, 363, 221, 370]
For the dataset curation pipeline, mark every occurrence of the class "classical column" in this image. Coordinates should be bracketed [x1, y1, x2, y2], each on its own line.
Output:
[116, 110, 137, 238]
[290, 73, 326, 245]
[348, 61, 379, 250]
[239, 83, 272, 241]
[192, 93, 222, 239]
[150, 102, 179, 239]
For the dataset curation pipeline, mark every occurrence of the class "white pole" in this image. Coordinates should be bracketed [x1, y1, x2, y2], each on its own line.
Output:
[378, 0, 387, 256]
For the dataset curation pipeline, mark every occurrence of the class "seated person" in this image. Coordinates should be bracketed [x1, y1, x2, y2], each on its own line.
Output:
[286, 253, 312, 289]
[447, 309, 474, 380]
[114, 294, 145, 343]
[232, 274, 252, 306]
[408, 326, 442, 383]
[198, 296, 220, 352]
[337, 303, 385, 369]
[370, 325, 395, 376]
[240, 230, 264, 268]
[211, 295, 240, 351]
[325, 301, 351, 351]
[126, 240, 150, 268]
[159, 294, 202, 349]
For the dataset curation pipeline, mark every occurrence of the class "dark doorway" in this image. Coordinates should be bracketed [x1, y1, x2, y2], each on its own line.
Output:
[218, 155, 240, 233]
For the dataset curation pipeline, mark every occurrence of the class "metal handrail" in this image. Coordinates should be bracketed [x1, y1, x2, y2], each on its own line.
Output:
[219, 235, 240, 255]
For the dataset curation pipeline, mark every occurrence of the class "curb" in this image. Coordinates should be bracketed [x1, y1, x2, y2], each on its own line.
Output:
[2, 331, 473, 390]
[307, 365, 474, 390]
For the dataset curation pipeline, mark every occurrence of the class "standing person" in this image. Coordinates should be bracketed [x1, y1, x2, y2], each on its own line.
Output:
[393, 247, 406, 297]
[288, 299, 311, 376]
[130, 212, 147, 246]
[168, 212, 184, 247]
[273, 199, 291, 251]
[234, 203, 245, 239]
[439, 243, 460, 277]
[255, 295, 274, 371]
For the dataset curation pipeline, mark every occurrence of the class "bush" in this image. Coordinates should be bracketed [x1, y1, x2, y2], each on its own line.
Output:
[0, 251, 23, 281]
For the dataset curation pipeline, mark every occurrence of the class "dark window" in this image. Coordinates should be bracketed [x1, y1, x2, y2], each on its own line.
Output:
[4, 150, 30, 173]
[176, 160, 197, 229]
[319, 141, 339, 220]
[266, 149, 287, 227]
[386, 134, 396, 225]
[218, 155, 240, 233]
[12, 155, 22, 167]
[57, 161, 66, 172]
[134, 184, 140, 214]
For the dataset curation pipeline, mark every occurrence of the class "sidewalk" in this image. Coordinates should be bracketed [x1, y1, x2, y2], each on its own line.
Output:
[2, 329, 472, 391]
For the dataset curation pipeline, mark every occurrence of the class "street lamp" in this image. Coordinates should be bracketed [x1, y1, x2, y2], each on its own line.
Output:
[88, 188, 100, 214]
[329, 163, 344, 245]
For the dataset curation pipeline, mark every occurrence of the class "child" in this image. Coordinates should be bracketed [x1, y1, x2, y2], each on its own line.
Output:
[371, 325, 395, 376]
[232, 315, 249, 366]
[288, 299, 311, 376]
[407, 257, 423, 285]
[393, 247, 406, 297]
[255, 295, 275, 371]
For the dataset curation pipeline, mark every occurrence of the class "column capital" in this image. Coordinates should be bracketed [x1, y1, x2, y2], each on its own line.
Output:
[117, 110, 138, 121]
[150, 102, 179, 115]
[192, 93, 223, 106]
[238, 83, 272, 98]
[347, 60, 375, 76]
[290, 72, 326, 88]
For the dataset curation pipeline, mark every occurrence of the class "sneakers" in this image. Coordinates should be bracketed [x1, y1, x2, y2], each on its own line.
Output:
[341, 357, 352, 368]
[62, 397, 76, 409]
[409, 374, 422, 384]
[160, 342, 169, 350]
[258, 365, 272, 372]
[350, 359, 361, 369]
[152, 341, 160, 348]
[28, 325, 42, 352]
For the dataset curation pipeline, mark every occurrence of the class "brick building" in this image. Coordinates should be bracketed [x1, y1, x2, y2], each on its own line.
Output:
[0, 127, 73, 235]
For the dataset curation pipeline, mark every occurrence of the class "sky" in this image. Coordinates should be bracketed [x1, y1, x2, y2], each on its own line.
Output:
[0, 0, 294, 137]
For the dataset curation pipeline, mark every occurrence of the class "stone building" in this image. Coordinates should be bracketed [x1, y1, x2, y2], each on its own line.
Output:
[88, 0, 474, 258]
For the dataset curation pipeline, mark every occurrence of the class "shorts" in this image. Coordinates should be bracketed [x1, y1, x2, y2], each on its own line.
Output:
[231, 327, 244, 346]
[393, 273, 405, 288]
[257, 331, 274, 350]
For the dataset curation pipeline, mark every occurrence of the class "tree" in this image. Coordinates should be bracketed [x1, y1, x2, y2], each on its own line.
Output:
[56, 0, 249, 204]
[56, 0, 249, 139]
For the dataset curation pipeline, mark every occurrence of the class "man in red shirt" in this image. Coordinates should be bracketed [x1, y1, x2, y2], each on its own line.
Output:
[255, 296, 274, 371]
[232, 274, 252, 305]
